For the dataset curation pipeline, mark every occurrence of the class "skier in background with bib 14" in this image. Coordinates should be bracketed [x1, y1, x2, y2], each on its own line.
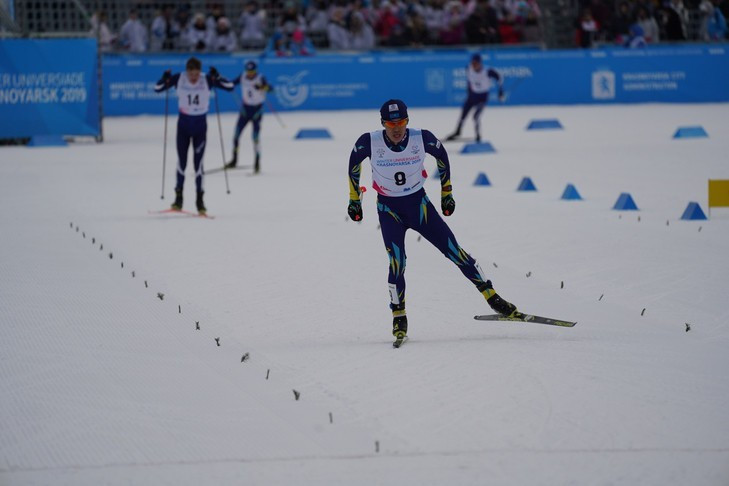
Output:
[155, 57, 234, 214]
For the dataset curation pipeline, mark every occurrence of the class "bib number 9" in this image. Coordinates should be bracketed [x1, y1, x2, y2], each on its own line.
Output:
[394, 172, 406, 186]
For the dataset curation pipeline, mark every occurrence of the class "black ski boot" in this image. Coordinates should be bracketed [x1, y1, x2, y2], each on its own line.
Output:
[225, 148, 238, 169]
[392, 315, 408, 347]
[254, 152, 260, 174]
[196, 191, 206, 215]
[391, 302, 407, 339]
[171, 188, 183, 210]
[393, 315, 408, 339]
[480, 280, 518, 317]
[445, 122, 463, 141]
[444, 131, 461, 142]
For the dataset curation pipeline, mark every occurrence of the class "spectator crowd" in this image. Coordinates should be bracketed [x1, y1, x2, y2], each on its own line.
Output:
[90, 0, 544, 54]
[89, 0, 727, 54]
[575, 0, 728, 47]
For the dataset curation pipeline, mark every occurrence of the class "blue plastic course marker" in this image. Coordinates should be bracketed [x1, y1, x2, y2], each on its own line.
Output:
[527, 119, 563, 130]
[295, 128, 332, 139]
[680, 201, 707, 220]
[473, 172, 491, 186]
[28, 135, 67, 147]
[561, 183, 582, 200]
[613, 192, 639, 210]
[517, 176, 537, 191]
[460, 142, 496, 154]
[673, 126, 708, 139]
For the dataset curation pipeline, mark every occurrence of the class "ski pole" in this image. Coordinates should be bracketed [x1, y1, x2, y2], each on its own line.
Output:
[501, 76, 526, 103]
[359, 185, 367, 205]
[213, 87, 231, 195]
[160, 88, 169, 200]
[265, 98, 286, 129]
[358, 186, 367, 224]
[232, 88, 243, 111]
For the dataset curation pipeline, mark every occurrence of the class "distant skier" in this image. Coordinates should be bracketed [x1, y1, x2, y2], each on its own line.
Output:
[155, 57, 234, 214]
[445, 53, 504, 143]
[347, 99, 519, 345]
[226, 60, 273, 174]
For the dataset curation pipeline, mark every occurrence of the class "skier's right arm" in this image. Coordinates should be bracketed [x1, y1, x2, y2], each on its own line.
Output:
[154, 71, 179, 92]
[347, 133, 371, 221]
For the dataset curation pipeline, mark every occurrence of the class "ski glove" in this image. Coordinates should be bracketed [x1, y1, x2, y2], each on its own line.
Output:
[347, 200, 363, 221]
[441, 194, 456, 216]
[162, 70, 172, 86]
[209, 66, 219, 81]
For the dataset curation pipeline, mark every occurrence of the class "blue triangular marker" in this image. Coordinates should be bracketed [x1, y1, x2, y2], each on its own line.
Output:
[28, 135, 67, 147]
[461, 142, 496, 154]
[527, 119, 563, 130]
[680, 201, 707, 220]
[673, 126, 708, 139]
[613, 192, 638, 210]
[295, 128, 332, 139]
[473, 172, 491, 186]
[561, 183, 582, 200]
[517, 176, 537, 191]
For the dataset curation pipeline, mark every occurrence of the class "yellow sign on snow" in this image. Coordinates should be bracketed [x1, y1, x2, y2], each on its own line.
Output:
[708, 180, 729, 208]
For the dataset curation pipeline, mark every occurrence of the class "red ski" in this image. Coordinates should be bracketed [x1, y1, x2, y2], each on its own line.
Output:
[148, 209, 215, 219]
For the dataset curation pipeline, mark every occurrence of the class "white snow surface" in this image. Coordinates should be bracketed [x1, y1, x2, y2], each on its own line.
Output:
[2, 104, 729, 485]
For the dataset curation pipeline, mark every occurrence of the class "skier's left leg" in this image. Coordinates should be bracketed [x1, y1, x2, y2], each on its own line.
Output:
[472, 100, 486, 143]
[414, 193, 518, 316]
[251, 107, 262, 173]
[191, 118, 207, 213]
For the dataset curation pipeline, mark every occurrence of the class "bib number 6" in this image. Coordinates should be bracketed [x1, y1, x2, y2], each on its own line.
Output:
[394, 171, 406, 186]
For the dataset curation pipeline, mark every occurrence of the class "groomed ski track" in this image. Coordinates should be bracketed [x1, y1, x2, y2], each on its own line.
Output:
[2, 104, 729, 485]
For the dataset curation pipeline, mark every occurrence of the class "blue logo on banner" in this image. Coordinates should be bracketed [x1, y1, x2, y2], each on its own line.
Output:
[592, 70, 616, 100]
[276, 71, 309, 108]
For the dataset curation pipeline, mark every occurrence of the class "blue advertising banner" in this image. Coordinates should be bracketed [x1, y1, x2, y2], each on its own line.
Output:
[0, 38, 100, 138]
[102, 45, 729, 117]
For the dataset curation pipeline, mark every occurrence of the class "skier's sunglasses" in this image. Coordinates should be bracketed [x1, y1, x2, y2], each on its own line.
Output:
[382, 118, 408, 128]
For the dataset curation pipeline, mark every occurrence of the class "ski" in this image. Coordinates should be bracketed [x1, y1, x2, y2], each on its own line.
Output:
[205, 164, 252, 175]
[474, 313, 576, 328]
[393, 335, 408, 348]
[148, 209, 215, 219]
